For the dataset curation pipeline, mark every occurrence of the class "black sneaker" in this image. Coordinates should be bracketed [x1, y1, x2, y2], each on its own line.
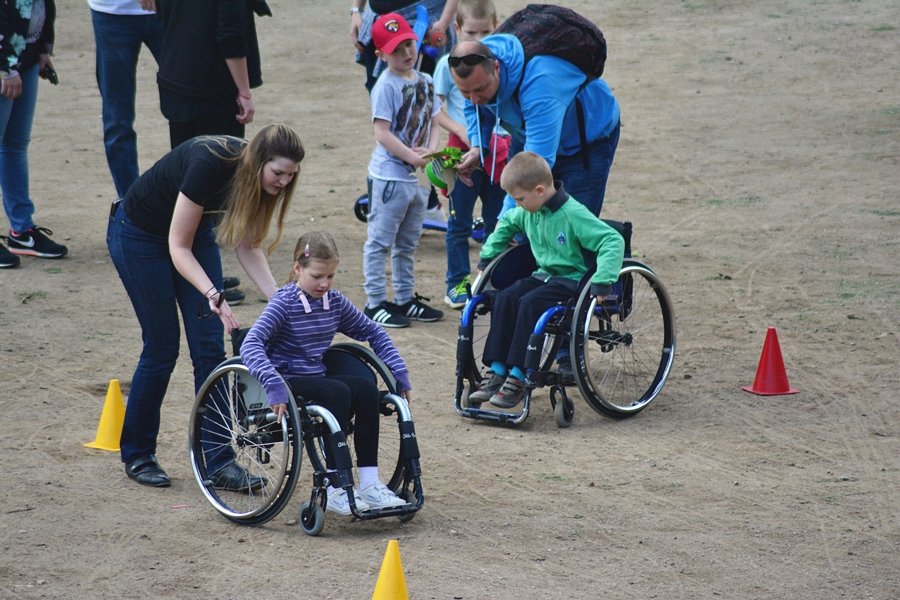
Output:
[0, 242, 19, 268]
[223, 288, 245, 305]
[395, 293, 444, 322]
[223, 276, 241, 290]
[5, 226, 68, 258]
[364, 302, 410, 328]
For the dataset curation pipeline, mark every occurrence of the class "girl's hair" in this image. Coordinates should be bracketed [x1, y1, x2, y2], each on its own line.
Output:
[215, 123, 306, 255]
[286, 231, 340, 283]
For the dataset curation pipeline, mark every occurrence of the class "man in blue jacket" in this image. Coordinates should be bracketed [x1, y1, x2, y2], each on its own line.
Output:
[449, 36, 620, 216]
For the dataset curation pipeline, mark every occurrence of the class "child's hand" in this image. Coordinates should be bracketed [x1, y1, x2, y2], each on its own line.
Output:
[401, 389, 413, 402]
[271, 402, 288, 421]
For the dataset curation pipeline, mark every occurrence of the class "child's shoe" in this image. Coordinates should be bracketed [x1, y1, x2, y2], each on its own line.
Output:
[444, 276, 471, 309]
[467, 372, 505, 404]
[326, 486, 371, 515]
[5, 226, 68, 258]
[489, 376, 526, 409]
[358, 483, 408, 509]
[394, 294, 443, 322]
[364, 302, 411, 328]
[0, 242, 20, 268]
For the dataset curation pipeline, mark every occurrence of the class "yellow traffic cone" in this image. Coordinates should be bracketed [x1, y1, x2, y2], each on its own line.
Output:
[372, 540, 408, 600]
[84, 379, 125, 452]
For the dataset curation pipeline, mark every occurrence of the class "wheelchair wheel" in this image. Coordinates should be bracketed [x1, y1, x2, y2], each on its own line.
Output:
[570, 260, 676, 418]
[189, 358, 302, 525]
[550, 386, 574, 428]
[354, 193, 369, 223]
[299, 501, 325, 536]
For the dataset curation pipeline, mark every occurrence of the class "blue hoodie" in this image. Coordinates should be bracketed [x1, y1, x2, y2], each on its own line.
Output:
[463, 33, 620, 170]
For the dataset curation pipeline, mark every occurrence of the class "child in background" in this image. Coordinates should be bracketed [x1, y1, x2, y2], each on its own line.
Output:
[241, 231, 411, 515]
[468, 152, 625, 409]
[432, 0, 508, 309]
[363, 12, 445, 328]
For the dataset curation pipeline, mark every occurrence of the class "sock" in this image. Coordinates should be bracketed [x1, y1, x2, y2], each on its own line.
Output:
[357, 466, 379, 490]
[490, 361, 508, 377]
[509, 366, 526, 381]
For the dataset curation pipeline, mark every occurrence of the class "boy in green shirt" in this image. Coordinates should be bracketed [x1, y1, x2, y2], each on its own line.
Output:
[468, 152, 625, 408]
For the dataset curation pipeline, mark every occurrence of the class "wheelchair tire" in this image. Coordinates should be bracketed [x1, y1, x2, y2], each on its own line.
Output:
[551, 386, 574, 428]
[570, 260, 676, 418]
[299, 501, 325, 536]
[189, 358, 302, 526]
[354, 193, 369, 223]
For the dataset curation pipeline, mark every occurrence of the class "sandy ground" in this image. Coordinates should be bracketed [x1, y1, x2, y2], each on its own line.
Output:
[1, 0, 898, 598]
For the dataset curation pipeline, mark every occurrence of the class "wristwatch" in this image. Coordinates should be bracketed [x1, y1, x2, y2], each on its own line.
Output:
[350, 7, 360, 15]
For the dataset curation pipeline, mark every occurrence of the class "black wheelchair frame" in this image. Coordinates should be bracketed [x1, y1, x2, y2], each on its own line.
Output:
[454, 220, 676, 427]
[188, 340, 424, 536]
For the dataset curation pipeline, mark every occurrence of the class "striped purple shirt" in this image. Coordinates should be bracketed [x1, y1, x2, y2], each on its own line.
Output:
[241, 284, 411, 406]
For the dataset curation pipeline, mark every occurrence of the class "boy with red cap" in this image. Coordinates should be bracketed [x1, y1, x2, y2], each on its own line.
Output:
[362, 13, 445, 328]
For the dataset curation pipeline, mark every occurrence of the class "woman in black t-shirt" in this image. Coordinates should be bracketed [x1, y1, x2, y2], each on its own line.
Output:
[107, 123, 305, 489]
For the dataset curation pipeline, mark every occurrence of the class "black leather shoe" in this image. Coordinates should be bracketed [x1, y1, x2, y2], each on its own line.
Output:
[125, 455, 171, 487]
[210, 462, 266, 492]
[223, 288, 245, 306]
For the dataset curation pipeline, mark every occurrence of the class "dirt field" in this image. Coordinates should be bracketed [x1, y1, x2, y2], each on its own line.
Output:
[1, 0, 898, 598]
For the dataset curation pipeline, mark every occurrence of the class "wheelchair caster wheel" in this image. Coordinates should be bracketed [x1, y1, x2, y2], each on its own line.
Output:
[354, 193, 369, 223]
[550, 386, 574, 428]
[396, 490, 417, 523]
[299, 501, 325, 536]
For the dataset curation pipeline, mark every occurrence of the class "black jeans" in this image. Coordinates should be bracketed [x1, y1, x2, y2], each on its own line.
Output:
[287, 375, 380, 468]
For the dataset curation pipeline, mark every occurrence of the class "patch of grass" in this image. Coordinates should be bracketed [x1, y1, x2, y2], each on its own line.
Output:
[707, 198, 725, 206]
[868, 209, 900, 217]
[766, 14, 781, 18]
[20, 291, 48, 304]
[43, 267, 62, 274]
[881, 106, 900, 116]
[871, 25, 895, 32]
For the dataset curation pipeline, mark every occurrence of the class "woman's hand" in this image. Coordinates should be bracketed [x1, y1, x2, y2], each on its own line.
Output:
[350, 10, 364, 52]
[1, 71, 22, 99]
[213, 296, 241, 333]
[236, 94, 255, 124]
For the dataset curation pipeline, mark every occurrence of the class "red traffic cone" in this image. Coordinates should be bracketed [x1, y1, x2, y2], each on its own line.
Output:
[742, 327, 798, 395]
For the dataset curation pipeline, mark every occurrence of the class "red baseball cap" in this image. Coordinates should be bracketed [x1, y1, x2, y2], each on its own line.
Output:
[372, 13, 418, 54]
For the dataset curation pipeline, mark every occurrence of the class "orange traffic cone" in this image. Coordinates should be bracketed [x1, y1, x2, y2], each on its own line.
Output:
[84, 379, 126, 451]
[742, 327, 798, 395]
[372, 540, 409, 600]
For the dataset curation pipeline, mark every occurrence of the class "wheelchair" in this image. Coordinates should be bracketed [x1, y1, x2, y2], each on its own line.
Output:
[454, 220, 676, 428]
[188, 340, 423, 536]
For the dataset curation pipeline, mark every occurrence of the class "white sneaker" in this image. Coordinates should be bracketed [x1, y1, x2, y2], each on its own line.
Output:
[423, 204, 447, 226]
[326, 487, 370, 515]
[358, 483, 408, 509]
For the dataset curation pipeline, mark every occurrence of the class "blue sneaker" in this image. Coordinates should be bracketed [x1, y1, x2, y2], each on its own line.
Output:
[444, 277, 471, 309]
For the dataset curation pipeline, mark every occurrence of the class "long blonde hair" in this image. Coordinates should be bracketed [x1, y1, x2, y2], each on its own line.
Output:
[215, 124, 305, 254]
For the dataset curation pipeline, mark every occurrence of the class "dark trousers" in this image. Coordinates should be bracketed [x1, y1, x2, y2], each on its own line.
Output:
[483, 276, 579, 370]
[287, 375, 381, 468]
[168, 113, 244, 149]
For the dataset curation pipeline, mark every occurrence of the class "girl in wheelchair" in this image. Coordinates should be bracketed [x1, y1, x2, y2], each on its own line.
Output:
[240, 231, 412, 515]
[468, 152, 625, 408]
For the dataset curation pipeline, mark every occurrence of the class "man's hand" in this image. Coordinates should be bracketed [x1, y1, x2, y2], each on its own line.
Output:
[456, 147, 482, 186]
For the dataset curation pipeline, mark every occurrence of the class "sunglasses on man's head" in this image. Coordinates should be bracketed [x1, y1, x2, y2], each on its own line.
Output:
[448, 54, 491, 68]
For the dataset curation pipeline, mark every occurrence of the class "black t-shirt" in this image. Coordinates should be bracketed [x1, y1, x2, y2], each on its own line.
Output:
[123, 136, 246, 237]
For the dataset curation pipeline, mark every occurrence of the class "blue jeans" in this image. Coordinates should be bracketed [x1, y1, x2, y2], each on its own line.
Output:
[363, 177, 426, 307]
[107, 202, 228, 466]
[91, 10, 163, 198]
[0, 64, 40, 232]
[445, 169, 504, 289]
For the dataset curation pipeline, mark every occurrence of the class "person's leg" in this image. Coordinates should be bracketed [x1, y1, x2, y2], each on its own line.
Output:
[391, 182, 426, 305]
[168, 121, 198, 150]
[107, 205, 181, 465]
[287, 376, 353, 470]
[192, 108, 245, 139]
[505, 279, 579, 369]
[91, 10, 146, 198]
[480, 276, 544, 366]
[552, 123, 620, 216]
[444, 178, 477, 291]
[0, 64, 40, 232]
[363, 178, 405, 308]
